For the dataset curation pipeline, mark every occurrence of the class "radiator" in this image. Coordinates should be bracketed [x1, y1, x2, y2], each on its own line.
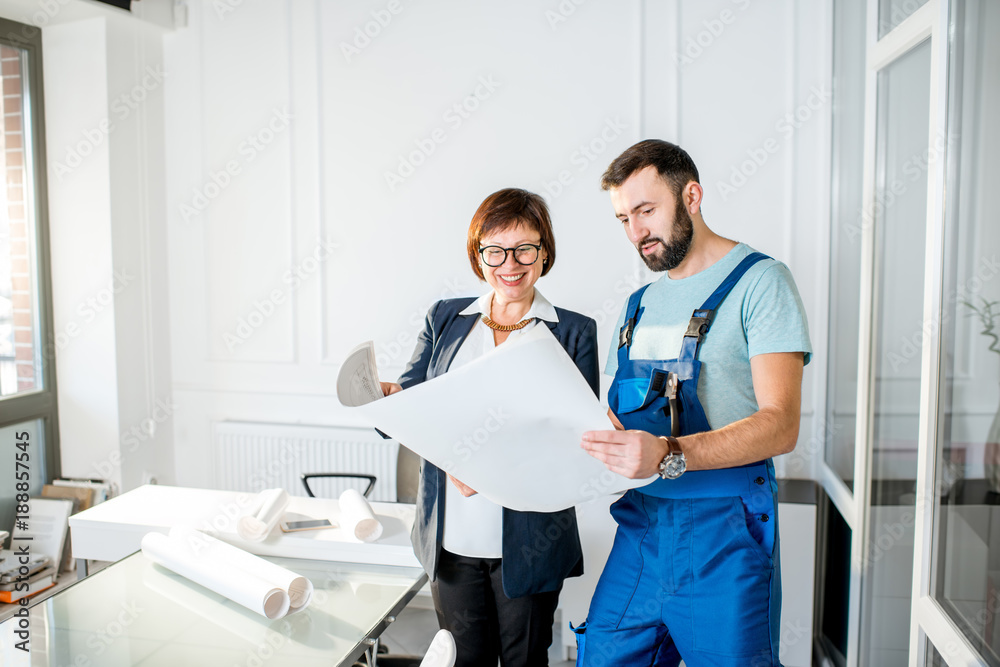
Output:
[213, 421, 399, 502]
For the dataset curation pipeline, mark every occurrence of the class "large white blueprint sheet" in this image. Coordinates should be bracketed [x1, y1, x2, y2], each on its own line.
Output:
[348, 326, 652, 512]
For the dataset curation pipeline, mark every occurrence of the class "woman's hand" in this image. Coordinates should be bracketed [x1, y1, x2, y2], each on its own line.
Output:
[448, 475, 478, 497]
[380, 382, 403, 396]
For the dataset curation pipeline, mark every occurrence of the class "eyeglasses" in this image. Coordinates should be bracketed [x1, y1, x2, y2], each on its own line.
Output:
[478, 243, 542, 267]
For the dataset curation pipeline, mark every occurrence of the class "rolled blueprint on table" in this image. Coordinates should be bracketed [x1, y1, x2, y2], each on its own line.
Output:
[143, 566, 290, 643]
[171, 526, 313, 613]
[237, 488, 290, 542]
[141, 527, 313, 618]
[339, 488, 384, 542]
[142, 531, 289, 619]
[346, 325, 654, 512]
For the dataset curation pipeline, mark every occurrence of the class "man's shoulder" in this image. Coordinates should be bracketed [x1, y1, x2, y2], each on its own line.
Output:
[719, 244, 799, 294]
[742, 256, 800, 296]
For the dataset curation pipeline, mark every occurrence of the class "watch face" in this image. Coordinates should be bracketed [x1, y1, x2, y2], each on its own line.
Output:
[663, 455, 686, 479]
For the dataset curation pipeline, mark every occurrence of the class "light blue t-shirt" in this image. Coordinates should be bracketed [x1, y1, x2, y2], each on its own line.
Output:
[605, 243, 812, 430]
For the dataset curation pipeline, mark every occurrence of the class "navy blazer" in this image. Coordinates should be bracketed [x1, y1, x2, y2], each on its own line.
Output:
[398, 297, 600, 599]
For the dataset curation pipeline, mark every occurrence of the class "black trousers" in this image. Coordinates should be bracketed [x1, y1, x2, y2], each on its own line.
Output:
[430, 549, 562, 667]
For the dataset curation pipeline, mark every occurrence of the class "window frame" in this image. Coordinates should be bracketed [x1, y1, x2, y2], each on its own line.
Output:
[0, 16, 60, 482]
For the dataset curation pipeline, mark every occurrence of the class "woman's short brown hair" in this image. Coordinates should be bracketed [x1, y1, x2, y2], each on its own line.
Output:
[466, 188, 556, 280]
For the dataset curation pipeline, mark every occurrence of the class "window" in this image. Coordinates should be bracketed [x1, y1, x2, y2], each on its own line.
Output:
[0, 17, 59, 533]
[826, 0, 868, 491]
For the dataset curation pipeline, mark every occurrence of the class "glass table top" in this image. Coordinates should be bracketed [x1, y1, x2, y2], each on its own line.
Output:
[0, 551, 427, 666]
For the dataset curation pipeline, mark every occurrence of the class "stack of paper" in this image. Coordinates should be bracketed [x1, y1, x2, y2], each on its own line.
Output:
[41, 484, 97, 574]
[11, 497, 73, 576]
[0, 550, 55, 603]
[52, 479, 113, 503]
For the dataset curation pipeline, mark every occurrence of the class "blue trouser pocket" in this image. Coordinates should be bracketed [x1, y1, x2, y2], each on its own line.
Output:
[570, 621, 586, 665]
[581, 493, 781, 665]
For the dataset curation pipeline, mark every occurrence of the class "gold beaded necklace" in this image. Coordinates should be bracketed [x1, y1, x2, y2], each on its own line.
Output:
[481, 314, 533, 332]
[482, 294, 533, 332]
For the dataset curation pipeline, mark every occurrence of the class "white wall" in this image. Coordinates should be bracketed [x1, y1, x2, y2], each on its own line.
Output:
[159, 5, 830, 659]
[163, 0, 831, 490]
[0, 0, 832, 658]
[164, 0, 644, 488]
[670, 0, 831, 480]
[0, 0, 830, 598]
[34, 4, 176, 493]
[42, 17, 121, 484]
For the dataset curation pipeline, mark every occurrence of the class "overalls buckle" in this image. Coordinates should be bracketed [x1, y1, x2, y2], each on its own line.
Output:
[618, 316, 635, 349]
[684, 309, 713, 341]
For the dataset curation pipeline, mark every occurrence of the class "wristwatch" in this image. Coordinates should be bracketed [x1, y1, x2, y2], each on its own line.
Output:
[658, 436, 687, 479]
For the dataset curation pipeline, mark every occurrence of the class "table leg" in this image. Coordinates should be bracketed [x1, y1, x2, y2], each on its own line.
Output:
[362, 636, 380, 666]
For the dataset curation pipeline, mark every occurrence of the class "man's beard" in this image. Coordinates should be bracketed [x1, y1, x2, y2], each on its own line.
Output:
[639, 199, 694, 272]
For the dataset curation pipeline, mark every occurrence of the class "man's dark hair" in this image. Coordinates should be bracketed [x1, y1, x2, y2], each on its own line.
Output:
[600, 139, 700, 196]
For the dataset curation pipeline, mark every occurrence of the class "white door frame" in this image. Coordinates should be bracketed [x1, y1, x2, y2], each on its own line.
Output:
[836, 0, 986, 664]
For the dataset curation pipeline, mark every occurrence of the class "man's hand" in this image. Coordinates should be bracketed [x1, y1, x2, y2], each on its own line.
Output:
[380, 382, 403, 396]
[587, 352, 805, 473]
[581, 430, 668, 479]
[448, 475, 478, 497]
[607, 408, 625, 430]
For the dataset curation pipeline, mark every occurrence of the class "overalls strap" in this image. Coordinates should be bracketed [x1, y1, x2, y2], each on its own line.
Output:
[678, 252, 770, 363]
[617, 283, 650, 368]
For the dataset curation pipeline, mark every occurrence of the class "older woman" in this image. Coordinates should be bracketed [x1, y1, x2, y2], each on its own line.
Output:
[381, 188, 598, 666]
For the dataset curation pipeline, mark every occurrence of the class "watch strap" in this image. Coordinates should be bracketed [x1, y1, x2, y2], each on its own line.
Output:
[660, 435, 682, 456]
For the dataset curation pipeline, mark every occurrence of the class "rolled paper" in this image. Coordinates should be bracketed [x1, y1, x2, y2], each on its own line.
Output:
[338, 488, 384, 542]
[141, 531, 290, 619]
[169, 526, 314, 614]
[143, 566, 285, 643]
[237, 488, 290, 542]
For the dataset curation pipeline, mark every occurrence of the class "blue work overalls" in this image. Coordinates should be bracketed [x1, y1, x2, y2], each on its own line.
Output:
[575, 253, 782, 667]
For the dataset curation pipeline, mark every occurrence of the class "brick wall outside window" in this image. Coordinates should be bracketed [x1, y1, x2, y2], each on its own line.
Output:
[0, 44, 36, 396]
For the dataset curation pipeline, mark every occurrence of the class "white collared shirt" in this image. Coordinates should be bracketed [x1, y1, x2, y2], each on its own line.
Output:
[441, 288, 559, 558]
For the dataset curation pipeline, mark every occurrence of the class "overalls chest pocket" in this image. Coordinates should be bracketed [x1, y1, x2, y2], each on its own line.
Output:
[610, 251, 771, 438]
[611, 358, 707, 437]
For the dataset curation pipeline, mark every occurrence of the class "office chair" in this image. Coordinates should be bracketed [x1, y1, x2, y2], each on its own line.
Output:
[300, 444, 420, 503]
[306, 446, 438, 667]
[353, 629, 455, 667]
[301, 473, 377, 499]
[420, 630, 456, 667]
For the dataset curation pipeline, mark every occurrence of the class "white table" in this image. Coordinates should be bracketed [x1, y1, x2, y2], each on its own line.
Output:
[0, 550, 427, 666]
[69, 485, 421, 571]
[0, 485, 431, 665]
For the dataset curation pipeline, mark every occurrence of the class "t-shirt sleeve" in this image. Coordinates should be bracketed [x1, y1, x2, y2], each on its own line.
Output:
[604, 300, 630, 377]
[743, 262, 813, 365]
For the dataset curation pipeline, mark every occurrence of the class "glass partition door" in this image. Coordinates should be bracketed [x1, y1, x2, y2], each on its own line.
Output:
[922, 0, 1000, 664]
[823, 0, 999, 663]
[841, 0, 997, 664]
[859, 37, 933, 667]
